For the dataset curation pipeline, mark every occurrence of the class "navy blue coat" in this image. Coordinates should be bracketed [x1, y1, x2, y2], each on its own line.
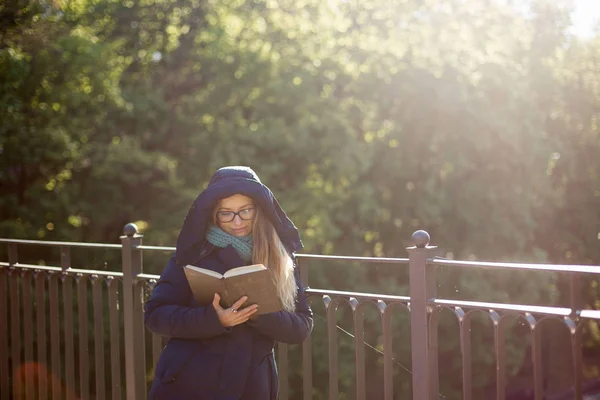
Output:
[145, 166, 313, 400]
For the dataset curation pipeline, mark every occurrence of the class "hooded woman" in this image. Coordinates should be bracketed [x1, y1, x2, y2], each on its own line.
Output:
[145, 166, 313, 400]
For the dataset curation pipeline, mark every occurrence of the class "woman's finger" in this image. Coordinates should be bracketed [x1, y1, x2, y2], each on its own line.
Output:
[213, 295, 257, 327]
[231, 296, 249, 311]
[230, 306, 257, 324]
[212, 293, 223, 311]
[238, 304, 258, 316]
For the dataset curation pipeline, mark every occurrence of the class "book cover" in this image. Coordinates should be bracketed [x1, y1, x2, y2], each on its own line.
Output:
[183, 263, 282, 315]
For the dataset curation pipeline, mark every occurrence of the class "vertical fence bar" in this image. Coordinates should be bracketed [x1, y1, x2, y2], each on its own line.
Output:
[278, 342, 289, 400]
[491, 312, 506, 400]
[22, 271, 35, 400]
[428, 309, 440, 400]
[35, 271, 48, 400]
[148, 280, 164, 370]
[456, 310, 472, 400]
[381, 302, 393, 400]
[107, 276, 122, 400]
[136, 279, 149, 389]
[60, 247, 74, 398]
[48, 273, 62, 399]
[324, 296, 339, 400]
[62, 274, 76, 400]
[407, 230, 436, 400]
[0, 267, 9, 400]
[121, 222, 145, 400]
[9, 269, 22, 399]
[298, 258, 313, 400]
[568, 319, 583, 400]
[92, 276, 106, 400]
[77, 274, 90, 400]
[530, 319, 543, 400]
[351, 299, 366, 400]
[8, 244, 19, 398]
[568, 273, 582, 399]
[302, 332, 313, 400]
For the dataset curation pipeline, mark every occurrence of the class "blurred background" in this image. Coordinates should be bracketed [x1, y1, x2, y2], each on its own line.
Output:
[2, 0, 600, 398]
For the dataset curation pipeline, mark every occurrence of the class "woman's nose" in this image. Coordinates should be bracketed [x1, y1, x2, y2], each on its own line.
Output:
[232, 215, 243, 225]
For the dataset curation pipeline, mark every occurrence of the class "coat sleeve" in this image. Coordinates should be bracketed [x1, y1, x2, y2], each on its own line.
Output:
[246, 267, 313, 344]
[144, 254, 229, 339]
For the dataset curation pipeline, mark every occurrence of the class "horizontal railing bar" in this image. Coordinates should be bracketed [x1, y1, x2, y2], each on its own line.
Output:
[136, 273, 161, 281]
[0, 238, 122, 249]
[431, 258, 600, 274]
[296, 253, 409, 263]
[0, 263, 124, 277]
[66, 268, 124, 277]
[580, 310, 600, 320]
[431, 299, 572, 316]
[135, 245, 176, 251]
[306, 288, 410, 302]
[0, 263, 62, 271]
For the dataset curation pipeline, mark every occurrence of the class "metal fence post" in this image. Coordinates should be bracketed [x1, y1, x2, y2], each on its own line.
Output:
[407, 230, 437, 400]
[121, 223, 146, 400]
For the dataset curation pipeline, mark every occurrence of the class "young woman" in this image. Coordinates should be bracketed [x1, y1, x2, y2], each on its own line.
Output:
[145, 166, 313, 400]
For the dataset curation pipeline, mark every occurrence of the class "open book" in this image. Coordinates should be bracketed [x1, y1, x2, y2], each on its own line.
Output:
[183, 264, 282, 315]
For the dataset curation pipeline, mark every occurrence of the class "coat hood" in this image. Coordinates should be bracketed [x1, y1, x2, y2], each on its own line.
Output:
[175, 166, 303, 266]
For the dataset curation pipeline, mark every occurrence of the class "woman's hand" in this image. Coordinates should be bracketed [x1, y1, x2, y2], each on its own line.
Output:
[212, 293, 259, 328]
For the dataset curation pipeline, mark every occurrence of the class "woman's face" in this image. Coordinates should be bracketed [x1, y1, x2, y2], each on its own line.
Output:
[215, 194, 256, 236]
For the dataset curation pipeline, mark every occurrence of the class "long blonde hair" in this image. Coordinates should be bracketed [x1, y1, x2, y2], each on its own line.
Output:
[252, 209, 297, 312]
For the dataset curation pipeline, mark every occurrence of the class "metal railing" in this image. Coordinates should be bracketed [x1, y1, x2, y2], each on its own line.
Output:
[1, 226, 599, 400]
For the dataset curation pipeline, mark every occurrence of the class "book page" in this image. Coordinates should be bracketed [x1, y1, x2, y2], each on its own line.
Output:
[185, 265, 224, 279]
[223, 264, 266, 278]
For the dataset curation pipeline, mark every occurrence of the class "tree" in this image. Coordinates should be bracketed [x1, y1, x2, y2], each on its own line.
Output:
[2, 0, 598, 398]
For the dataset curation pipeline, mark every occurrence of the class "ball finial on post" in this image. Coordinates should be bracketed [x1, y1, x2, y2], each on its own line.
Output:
[411, 230, 430, 248]
[123, 223, 139, 237]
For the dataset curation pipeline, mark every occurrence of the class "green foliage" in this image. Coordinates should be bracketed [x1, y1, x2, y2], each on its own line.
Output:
[2, 0, 599, 397]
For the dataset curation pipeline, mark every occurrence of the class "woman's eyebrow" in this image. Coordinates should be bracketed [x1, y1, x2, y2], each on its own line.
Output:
[217, 203, 254, 211]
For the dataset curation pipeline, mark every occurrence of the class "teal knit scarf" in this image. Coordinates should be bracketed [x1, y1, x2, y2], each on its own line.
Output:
[206, 226, 253, 262]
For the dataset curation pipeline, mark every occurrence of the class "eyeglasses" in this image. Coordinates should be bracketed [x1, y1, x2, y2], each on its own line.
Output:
[216, 207, 256, 223]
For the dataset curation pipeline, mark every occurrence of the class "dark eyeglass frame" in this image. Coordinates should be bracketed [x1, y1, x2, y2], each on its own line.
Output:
[216, 207, 256, 223]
